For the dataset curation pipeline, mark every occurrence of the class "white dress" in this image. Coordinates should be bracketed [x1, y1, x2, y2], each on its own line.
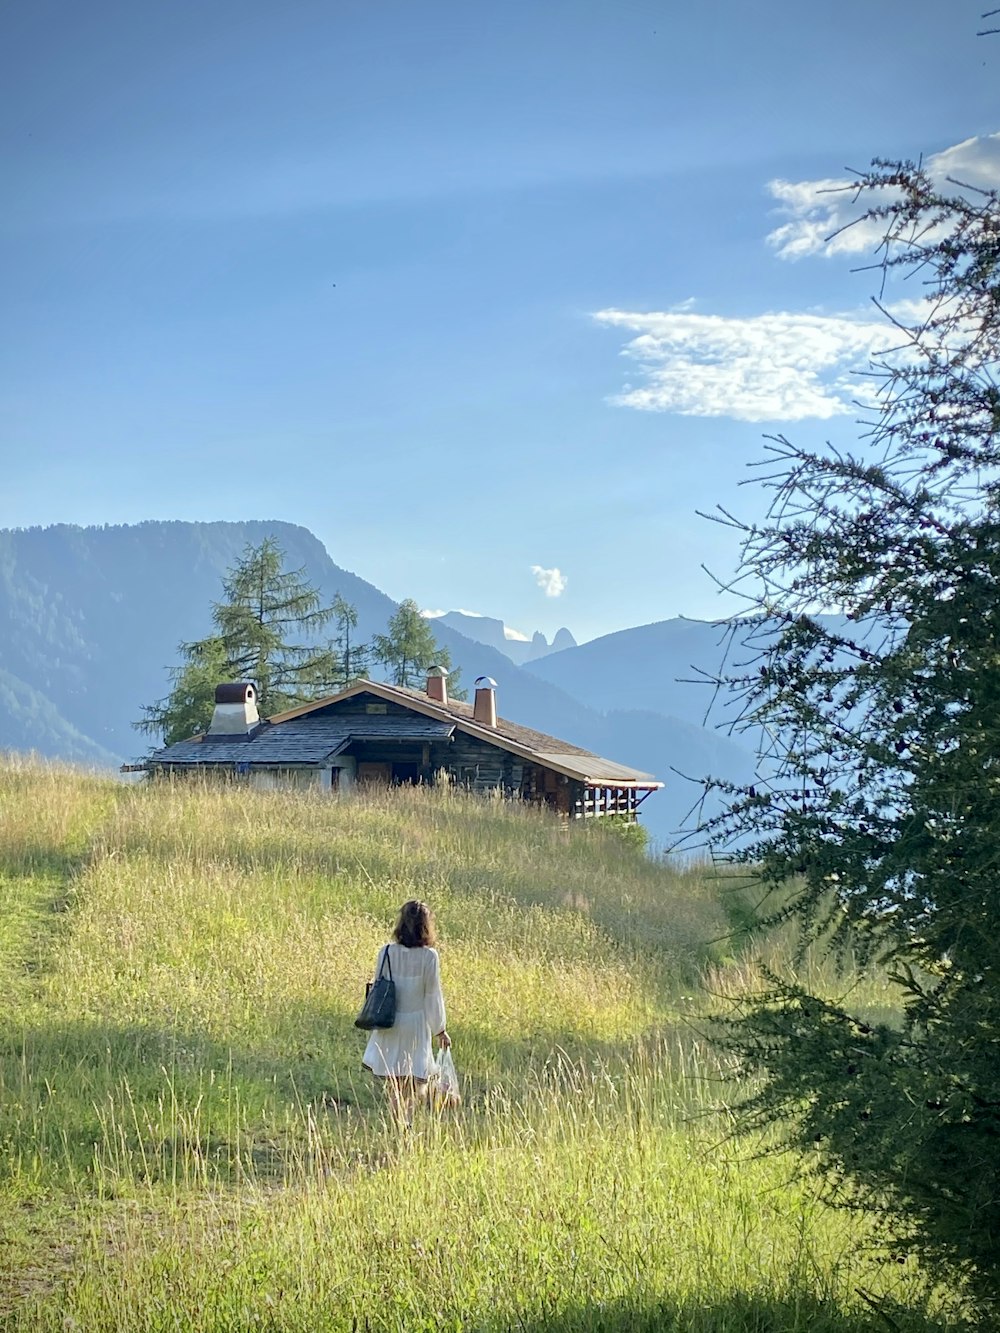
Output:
[362, 943, 446, 1081]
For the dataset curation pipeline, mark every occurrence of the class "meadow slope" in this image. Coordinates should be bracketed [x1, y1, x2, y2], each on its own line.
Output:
[0, 759, 953, 1331]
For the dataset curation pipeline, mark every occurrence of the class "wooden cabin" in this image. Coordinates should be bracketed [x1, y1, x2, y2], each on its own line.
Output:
[141, 671, 661, 823]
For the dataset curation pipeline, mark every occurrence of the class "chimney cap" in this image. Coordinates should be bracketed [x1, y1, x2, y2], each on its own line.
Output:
[215, 682, 256, 704]
[474, 676, 498, 690]
[426, 664, 449, 678]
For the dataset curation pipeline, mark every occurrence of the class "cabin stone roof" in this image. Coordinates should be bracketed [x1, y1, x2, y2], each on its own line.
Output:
[148, 712, 454, 766]
[146, 678, 659, 789]
[268, 681, 659, 788]
[369, 683, 600, 759]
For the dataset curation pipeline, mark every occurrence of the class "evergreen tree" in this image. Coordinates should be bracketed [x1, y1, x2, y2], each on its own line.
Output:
[135, 637, 230, 747]
[136, 538, 345, 742]
[209, 537, 336, 710]
[331, 592, 369, 688]
[705, 164, 1000, 1310]
[371, 599, 464, 696]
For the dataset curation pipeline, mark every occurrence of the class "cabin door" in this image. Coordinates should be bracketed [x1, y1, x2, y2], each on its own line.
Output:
[357, 762, 391, 785]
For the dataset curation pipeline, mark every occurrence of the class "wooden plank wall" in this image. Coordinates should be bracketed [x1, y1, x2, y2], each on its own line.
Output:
[306, 695, 644, 820]
[438, 734, 523, 794]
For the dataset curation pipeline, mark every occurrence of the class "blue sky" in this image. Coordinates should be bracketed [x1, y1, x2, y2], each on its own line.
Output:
[2, 1, 997, 643]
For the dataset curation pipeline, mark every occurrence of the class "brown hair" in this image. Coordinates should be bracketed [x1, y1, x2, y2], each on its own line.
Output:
[392, 899, 437, 949]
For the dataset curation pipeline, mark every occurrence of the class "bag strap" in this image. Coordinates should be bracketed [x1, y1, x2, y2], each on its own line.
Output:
[377, 945, 393, 981]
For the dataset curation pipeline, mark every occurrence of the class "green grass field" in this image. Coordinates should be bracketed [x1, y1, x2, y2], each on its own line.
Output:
[0, 758, 957, 1331]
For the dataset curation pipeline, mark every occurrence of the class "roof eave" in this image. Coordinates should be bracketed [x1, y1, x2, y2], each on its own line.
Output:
[443, 720, 660, 787]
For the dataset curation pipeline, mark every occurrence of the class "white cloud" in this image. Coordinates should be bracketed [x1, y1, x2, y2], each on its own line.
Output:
[767, 131, 1000, 260]
[593, 307, 890, 422]
[765, 177, 892, 260]
[531, 565, 568, 598]
[503, 626, 531, 642]
[421, 608, 446, 618]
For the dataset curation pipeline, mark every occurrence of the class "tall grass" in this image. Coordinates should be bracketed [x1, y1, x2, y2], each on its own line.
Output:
[0, 758, 956, 1330]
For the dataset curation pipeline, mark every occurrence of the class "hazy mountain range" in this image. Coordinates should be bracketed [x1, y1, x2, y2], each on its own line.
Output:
[0, 520, 761, 848]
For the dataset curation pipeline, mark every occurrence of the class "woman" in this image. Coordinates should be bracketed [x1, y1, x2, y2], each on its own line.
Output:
[362, 899, 451, 1124]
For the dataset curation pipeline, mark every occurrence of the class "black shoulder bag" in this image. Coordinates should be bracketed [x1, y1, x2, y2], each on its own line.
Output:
[355, 947, 396, 1029]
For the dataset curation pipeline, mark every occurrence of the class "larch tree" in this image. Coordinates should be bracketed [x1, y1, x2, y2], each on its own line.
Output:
[705, 161, 1000, 1312]
[331, 592, 369, 689]
[371, 598, 464, 696]
[136, 537, 351, 743]
[134, 636, 231, 748]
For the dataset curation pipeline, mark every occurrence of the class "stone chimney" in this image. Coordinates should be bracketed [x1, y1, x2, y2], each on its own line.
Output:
[207, 682, 260, 736]
[426, 664, 449, 706]
[473, 676, 498, 728]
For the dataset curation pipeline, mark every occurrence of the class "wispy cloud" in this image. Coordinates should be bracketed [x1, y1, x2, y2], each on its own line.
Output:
[531, 565, 567, 597]
[766, 131, 1000, 260]
[593, 307, 889, 422]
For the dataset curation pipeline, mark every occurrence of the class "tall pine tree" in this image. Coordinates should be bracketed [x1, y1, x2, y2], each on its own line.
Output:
[371, 599, 464, 696]
[705, 163, 1000, 1311]
[331, 592, 369, 689]
[136, 538, 348, 743]
[208, 537, 336, 709]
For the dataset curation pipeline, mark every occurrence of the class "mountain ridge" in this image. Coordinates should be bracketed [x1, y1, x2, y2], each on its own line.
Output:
[432, 611, 576, 665]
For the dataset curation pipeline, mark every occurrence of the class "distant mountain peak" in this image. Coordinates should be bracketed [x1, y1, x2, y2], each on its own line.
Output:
[431, 611, 576, 665]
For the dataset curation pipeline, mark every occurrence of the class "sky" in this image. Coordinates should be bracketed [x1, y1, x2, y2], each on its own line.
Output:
[2, 1, 998, 644]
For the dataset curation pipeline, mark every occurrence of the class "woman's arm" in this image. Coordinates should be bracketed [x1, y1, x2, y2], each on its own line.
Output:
[424, 948, 448, 1045]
